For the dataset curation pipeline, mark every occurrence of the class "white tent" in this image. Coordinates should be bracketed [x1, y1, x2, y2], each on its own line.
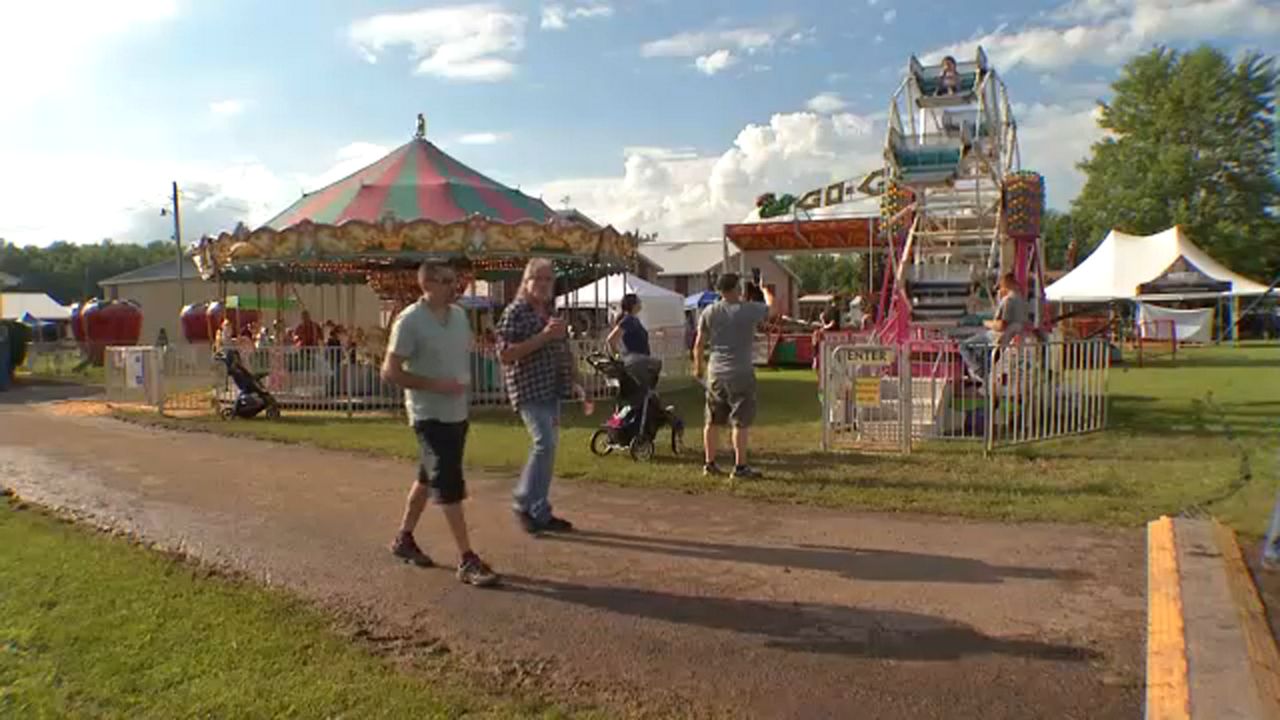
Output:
[1046, 226, 1271, 303]
[556, 273, 685, 332]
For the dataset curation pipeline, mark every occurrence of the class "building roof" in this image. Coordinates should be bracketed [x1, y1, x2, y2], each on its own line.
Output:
[99, 257, 201, 287]
[0, 292, 71, 321]
[639, 240, 738, 277]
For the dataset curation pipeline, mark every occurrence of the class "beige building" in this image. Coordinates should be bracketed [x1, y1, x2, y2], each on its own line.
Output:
[637, 239, 799, 316]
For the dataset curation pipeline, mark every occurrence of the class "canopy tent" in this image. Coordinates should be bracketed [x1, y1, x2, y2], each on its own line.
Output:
[557, 274, 685, 331]
[263, 137, 557, 229]
[684, 290, 719, 310]
[1045, 226, 1271, 302]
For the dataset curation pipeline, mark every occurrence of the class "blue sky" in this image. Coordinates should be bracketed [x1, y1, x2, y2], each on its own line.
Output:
[1, 0, 1276, 246]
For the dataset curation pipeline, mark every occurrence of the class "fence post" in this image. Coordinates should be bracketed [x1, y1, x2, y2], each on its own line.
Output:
[821, 342, 832, 452]
[984, 344, 996, 454]
[899, 346, 913, 454]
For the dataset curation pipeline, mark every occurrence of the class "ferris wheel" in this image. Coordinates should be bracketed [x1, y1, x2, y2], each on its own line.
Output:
[879, 47, 1045, 338]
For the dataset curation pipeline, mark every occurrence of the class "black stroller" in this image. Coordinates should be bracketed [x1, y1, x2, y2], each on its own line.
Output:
[586, 351, 684, 462]
[214, 349, 281, 420]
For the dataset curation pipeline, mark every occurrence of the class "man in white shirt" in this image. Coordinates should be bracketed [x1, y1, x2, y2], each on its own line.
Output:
[381, 261, 498, 587]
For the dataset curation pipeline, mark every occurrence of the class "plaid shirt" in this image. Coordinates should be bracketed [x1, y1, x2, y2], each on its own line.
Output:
[496, 299, 575, 410]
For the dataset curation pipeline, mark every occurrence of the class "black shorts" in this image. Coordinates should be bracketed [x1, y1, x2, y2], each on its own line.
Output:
[414, 420, 469, 504]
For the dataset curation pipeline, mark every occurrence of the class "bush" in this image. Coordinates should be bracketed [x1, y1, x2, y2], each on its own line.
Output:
[1, 320, 32, 378]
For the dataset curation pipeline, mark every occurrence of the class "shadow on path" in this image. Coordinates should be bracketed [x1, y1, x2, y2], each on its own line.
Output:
[0, 380, 101, 406]
[545, 530, 1089, 584]
[500, 574, 1098, 661]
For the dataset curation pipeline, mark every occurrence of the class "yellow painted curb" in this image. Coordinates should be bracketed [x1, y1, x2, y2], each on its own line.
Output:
[1213, 520, 1280, 719]
[1147, 515, 1190, 720]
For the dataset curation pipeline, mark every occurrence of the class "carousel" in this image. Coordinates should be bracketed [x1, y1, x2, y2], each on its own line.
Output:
[194, 115, 639, 309]
[190, 114, 641, 409]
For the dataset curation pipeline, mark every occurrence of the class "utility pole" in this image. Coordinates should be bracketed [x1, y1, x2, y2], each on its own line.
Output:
[162, 182, 185, 307]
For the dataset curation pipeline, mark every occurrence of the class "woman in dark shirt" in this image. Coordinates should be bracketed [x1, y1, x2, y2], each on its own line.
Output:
[607, 294, 661, 390]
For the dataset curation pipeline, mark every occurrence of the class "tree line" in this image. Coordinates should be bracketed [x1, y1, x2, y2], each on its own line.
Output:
[0, 240, 179, 305]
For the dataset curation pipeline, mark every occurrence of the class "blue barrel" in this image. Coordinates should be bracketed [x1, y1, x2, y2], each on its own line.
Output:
[0, 324, 11, 391]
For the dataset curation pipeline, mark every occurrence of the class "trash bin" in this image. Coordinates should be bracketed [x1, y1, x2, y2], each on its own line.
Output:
[0, 324, 11, 391]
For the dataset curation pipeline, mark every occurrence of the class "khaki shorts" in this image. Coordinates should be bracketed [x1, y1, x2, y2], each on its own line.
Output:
[705, 374, 757, 428]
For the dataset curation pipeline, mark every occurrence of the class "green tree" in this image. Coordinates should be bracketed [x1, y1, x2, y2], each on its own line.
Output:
[1040, 209, 1075, 270]
[0, 239, 177, 304]
[780, 254, 864, 295]
[1071, 45, 1280, 278]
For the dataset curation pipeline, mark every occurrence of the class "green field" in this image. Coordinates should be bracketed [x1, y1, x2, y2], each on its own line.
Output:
[0, 497, 591, 719]
[116, 343, 1280, 535]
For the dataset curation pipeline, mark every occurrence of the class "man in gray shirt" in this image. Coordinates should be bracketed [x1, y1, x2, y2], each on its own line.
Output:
[381, 261, 498, 587]
[959, 272, 1029, 382]
[693, 273, 777, 480]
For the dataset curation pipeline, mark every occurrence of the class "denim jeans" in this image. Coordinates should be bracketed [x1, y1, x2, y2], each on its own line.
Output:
[515, 399, 560, 522]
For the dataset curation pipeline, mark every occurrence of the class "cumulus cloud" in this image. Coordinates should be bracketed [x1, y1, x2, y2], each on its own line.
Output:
[0, 142, 398, 246]
[348, 3, 526, 82]
[641, 26, 780, 58]
[924, 0, 1280, 72]
[458, 132, 511, 145]
[535, 111, 884, 241]
[540, 2, 612, 30]
[806, 92, 848, 114]
[694, 49, 737, 76]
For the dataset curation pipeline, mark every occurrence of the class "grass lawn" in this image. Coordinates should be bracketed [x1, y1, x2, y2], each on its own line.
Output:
[114, 343, 1280, 535]
[0, 497, 590, 719]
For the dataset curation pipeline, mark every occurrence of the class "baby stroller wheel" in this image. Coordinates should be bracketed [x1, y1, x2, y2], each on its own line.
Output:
[629, 437, 655, 463]
[590, 429, 614, 456]
[218, 406, 235, 421]
[265, 404, 281, 420]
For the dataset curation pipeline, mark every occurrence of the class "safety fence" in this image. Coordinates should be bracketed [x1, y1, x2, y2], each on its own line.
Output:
[821, 336, 1111, 453]
[104, 332, 692, 416]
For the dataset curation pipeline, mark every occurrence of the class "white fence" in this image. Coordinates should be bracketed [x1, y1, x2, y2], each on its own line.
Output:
[104, 331, 692, 415]
[821, 337, 1111, 453]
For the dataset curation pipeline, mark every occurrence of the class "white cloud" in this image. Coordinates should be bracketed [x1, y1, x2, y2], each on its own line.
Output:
[0, 0, 178, 109]
[1014, 102, 1105, 209]
[883, 9, 897, 23]
[209, 99, 246, 117]
[540, 4, 568, 29]
[458, 132, 511, 145]
[868, 0, 882, 5]
[827, 72, 849, 83]
[540, 3, 611, 30]
[0, 142, 395, 247]
[806, 92, 848, 114]
[874, 34, 885, 44]
[924, 0, 1280, 72]
[535, 110, 883, 241]
[349, 4, 526, 82]
[694, 49, 737, 76]
[642, 26, 780, 58]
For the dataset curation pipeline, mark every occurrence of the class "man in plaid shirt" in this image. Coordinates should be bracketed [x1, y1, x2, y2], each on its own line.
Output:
[497, 258, 587, 534]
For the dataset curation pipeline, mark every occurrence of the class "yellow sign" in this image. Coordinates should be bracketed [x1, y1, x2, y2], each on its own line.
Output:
[840, 347, 896, 366]
[855, 377, 881, 405]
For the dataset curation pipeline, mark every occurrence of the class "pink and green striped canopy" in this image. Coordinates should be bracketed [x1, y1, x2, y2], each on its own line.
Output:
[265, 138, 556, 230]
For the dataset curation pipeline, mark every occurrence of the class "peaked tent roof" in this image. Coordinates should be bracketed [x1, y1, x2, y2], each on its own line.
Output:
[1045, 226, 1271, 302]
[1, 292, 70, 321]
[264, 138, 557, 230]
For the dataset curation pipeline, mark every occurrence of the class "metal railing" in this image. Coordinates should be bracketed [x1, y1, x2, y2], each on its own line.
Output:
[106, 333, 693, 415]
[821, 337, 1111, 453]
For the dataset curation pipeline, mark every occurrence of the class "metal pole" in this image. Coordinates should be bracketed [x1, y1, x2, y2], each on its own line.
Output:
[172, 181, 185, 308]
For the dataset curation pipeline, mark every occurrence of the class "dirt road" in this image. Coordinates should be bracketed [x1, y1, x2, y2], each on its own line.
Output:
[0, 393, 1144, 719]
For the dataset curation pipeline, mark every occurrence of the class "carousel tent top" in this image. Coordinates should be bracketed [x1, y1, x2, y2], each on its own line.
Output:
[265, 137, 556, 230]
[191, 116, 638, 285]
[1045, 226, 1271, 302]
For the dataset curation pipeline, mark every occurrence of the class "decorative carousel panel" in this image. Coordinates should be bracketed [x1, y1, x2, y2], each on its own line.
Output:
[1003, 171, 1044, 239]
